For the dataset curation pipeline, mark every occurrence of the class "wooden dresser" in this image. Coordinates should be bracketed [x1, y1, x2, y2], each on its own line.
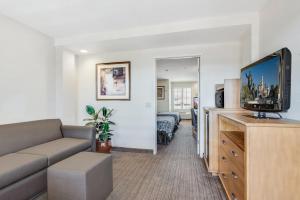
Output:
[218, 113, 300, 200]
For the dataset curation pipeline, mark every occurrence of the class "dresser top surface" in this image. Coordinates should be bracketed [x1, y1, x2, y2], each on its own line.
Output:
[203, 107, 248, 112]
[220, 113, 300, 128]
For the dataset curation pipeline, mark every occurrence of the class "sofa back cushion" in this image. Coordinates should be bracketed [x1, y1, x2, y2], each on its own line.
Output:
[0, 119, 63, 156]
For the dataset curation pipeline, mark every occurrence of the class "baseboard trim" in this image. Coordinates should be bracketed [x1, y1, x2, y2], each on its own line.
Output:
[112, 147, 153, 154]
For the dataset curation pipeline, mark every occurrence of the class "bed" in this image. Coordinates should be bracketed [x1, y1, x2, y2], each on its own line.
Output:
[157, 112, 181, 125]
[157, 115, 177, 144]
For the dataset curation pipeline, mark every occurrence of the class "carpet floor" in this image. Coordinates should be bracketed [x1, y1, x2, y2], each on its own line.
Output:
[35, 121, 226, 200]
[107, 121, 226, 200]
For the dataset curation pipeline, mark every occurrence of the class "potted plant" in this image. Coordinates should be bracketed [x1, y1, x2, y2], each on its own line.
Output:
[84, 105, 115, 153]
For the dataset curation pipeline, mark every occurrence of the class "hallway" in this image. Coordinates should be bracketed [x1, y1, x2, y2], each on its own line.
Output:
[107, 122, 226, 200]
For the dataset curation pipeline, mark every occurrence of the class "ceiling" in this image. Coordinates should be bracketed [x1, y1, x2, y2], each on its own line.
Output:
[0, 0, 268, 39]
[68, 25, 250, 54]
[157, 57, 198, 82]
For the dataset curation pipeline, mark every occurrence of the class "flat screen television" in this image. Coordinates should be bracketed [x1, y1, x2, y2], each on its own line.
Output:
[240, 48, 291, 112]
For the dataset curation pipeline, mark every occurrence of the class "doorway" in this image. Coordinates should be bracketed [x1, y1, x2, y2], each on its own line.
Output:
[154, 56, 200, 155]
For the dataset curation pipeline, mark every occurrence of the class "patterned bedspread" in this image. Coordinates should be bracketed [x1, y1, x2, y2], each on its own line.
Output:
[157, 112, 181, 125]
[157, 116, 176, 138]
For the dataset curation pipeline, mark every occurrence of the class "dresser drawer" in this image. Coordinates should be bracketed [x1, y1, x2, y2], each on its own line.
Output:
[228, 188, 244, 200]
[219, 150, 231, 173]
[219, 150, 231, 189]
[220, 170, 244, 200]
[220, 145, 244, 182]
[220, 168, 244, 200]
[228, 172, 244, 200]
[220, 132, 244, 173]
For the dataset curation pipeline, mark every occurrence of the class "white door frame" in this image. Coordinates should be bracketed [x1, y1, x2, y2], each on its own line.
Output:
[154, 56, 201, 155]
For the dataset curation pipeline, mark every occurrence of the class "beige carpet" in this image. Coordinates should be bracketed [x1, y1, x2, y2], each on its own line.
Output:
[107, 121, 226, 200]
[35, 121, 226, 200]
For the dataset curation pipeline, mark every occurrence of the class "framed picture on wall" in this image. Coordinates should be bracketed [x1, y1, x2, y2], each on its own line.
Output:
[157, 86, 165, 100]
[96, 61, 131, 100]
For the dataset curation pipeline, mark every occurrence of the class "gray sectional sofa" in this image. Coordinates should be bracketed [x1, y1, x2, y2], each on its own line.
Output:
[0, 119, 96, 200]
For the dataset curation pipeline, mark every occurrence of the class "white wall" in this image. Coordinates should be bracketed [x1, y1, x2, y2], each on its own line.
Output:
[0, 14, 56, 124]
[240, 32, 252, 67]
[157, 79, 169, 112]
[156, 58, 199, 82]
[78, 51, 156, 151]
[259, 0, 300, 120]
[77, 42, 242, 154]
[56, 49, 78, 124]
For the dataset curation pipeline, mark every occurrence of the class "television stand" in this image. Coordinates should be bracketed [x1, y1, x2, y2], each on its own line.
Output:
[218, 113, 300, 200]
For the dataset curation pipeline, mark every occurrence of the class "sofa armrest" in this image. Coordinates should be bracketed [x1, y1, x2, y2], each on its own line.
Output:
[61, 125, 96, 152]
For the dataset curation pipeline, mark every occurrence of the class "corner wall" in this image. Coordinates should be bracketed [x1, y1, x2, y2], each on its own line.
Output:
[56, 49, 78, 125]
[0, 14, 56, 124]
[240, 32, 252, 67]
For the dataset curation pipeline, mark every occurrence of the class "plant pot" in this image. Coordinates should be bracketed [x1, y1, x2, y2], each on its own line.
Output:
[96, 140, 112, 153]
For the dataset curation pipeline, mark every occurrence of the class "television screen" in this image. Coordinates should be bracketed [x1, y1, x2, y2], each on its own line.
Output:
[241, 56, 281, 111]
[240, 48, 291, 112]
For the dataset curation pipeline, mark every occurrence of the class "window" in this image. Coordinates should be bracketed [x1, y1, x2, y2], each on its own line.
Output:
[174, 88, 182, 110]
[173, 87, 192, 110]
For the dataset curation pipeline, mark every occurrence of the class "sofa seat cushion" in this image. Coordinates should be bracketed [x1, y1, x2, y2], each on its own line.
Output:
[0, 153, 47, 189]
[18, 138, 91, 166]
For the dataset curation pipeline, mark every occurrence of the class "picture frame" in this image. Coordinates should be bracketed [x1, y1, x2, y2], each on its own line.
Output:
[96, 61, 131, 100]
[157, 86, 165, 100]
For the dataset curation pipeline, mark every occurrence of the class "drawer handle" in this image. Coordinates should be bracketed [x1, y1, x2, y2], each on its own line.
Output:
[221, 173, 228, 179]
[222, 139, 226, 144]
[231, 150, 238, 157]
[221, 156, 226, 160]
[231, 171, 238, 179]
[231, 192, 238, 200]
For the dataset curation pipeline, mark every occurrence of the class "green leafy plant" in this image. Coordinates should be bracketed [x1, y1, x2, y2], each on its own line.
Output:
[84, 105, 115, 142]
